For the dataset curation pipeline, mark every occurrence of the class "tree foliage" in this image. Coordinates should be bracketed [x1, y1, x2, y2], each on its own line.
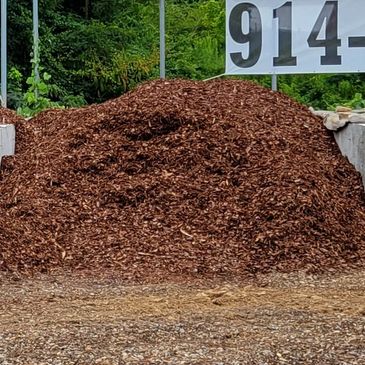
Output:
[5, 0, 365, 113]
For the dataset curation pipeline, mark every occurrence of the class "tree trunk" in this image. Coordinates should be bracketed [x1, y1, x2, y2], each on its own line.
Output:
[85, 0, 90, 19]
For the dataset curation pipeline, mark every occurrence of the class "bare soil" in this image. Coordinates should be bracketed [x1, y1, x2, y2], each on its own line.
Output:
[1, 271, 364, 364]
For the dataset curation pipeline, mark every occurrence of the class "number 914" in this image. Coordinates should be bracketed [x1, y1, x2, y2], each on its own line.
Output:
[228, 1, 341, 68]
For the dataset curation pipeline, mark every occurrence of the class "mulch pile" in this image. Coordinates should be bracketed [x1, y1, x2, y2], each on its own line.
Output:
[0, 107, 22, 124]
[0, 79, 364, 280]
[0, 107, 28, 154]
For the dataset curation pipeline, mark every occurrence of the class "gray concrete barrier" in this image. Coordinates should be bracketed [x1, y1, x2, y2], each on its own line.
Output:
[310, 107, 365, 188]
[0, 124, 15, 166]
[334, 123, 365, 187]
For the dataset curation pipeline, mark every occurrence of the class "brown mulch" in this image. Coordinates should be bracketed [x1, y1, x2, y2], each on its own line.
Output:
[0, 107, 28, 154]
[0, 107, 23, 124]
[0, 79, 364, 280]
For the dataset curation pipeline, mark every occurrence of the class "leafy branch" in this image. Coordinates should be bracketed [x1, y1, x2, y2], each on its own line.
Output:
[17, 44, 63, 117]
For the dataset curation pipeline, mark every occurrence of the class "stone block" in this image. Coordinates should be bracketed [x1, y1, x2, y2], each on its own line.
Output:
[0, 124, 16, 167]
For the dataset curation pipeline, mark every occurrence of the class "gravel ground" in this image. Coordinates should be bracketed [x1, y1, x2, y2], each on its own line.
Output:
[0, 270, 364, 365]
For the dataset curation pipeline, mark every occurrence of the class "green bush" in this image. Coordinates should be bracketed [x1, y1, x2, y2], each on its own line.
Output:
[5, 0, 365, 115]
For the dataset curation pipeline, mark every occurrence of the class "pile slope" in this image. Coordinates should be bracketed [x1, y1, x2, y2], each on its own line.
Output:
[0, 80, 364, 280]
[0, 108, 23, 124]
[0, 107, 28, 154]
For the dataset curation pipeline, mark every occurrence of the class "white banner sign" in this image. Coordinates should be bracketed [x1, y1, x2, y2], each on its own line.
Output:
[226, 0, 365, 74]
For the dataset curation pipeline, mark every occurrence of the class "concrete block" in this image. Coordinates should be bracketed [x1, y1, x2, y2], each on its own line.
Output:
[334, 123, 365, 187]
[310, 107, 365, 130]
[0, 124, 16, 167]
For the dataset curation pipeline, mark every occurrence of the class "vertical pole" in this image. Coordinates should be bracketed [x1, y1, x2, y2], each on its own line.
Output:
[33, 0, 39, 98]
[85, 0, 90, 19]
[1, 0, 7, 108]
[271, 74, 277, 91]
[159, 0, 165, 79]
[272, 12, 277, 92]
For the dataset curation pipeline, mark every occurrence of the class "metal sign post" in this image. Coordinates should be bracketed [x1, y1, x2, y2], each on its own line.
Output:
[1, 0, 7, 108]
[271, 13, 277, 92]
[271, 74, 277, 91]
[159, 0, 165, 79]
[33, 0, 39, 97]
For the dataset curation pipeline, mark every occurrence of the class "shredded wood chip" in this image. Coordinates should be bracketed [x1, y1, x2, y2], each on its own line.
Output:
[0, 79, 364, 280]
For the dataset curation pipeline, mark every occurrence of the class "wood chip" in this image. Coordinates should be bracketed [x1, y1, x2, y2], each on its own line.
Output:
[0, 79, 364, 280]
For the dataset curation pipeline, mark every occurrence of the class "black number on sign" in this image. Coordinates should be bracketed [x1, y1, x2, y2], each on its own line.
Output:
[273, 2, 297, 66]
[307, 1, 341, 65]
[229, 3, 262, 68]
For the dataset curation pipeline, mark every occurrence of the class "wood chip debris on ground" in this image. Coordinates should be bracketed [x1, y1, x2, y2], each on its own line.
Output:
[0, 271, 364, 364]
[0, 79, 364, 280]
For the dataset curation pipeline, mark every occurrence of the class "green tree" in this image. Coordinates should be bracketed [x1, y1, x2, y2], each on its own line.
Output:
[5, 0, 365, 113]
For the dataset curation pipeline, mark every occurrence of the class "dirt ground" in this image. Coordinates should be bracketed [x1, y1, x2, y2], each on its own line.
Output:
[0, 270, 364, 365]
